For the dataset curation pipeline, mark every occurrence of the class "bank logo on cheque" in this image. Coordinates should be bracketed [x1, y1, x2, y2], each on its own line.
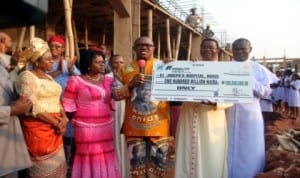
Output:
[166, 66, 172, 70]
[156, 65, 172, 71]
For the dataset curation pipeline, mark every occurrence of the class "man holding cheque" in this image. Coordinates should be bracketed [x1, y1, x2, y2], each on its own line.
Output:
[173, 38, 232, 178]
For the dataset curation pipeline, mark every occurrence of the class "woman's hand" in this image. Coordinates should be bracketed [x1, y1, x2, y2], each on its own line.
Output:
[54, 116, 68, 135]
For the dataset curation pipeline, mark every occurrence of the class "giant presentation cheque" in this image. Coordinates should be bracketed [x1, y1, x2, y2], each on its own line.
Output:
[151, 61, 253, 103]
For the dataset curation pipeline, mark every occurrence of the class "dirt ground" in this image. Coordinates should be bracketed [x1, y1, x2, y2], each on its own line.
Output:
[256, 112, 300, 178]
[165, 112, 300, 178]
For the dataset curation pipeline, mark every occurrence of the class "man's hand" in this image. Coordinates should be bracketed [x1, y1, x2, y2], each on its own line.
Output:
[162, 58, 174, 64]
[201, 100, 216, 105]
[129, 73, 145, 90]
[190, 58, 200, 62]
[11, 96, 32, 115]
[67, 56, 77, 70]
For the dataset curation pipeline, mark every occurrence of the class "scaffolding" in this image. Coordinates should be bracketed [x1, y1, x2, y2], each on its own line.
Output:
[158, 0, 198, 21]
[159, 0, 231, 49]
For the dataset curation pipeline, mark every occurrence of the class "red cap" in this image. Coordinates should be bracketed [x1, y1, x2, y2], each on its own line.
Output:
[49, 35, 65, 46]
[89, 46, 101, 52]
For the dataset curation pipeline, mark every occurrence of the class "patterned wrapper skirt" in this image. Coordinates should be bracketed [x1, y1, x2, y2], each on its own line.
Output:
[28, 147, 67, 178]
[21, 113, 67, 178]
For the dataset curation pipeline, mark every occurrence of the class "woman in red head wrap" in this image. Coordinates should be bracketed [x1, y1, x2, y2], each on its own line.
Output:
[47, 35, 81, 173]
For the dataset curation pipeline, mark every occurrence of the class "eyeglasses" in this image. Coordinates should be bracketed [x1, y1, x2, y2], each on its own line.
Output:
[201, 47, 218, 50]
[42, 56, 54, 61]
[49, 44, 63, 49]
[112, 61, 124, 64]
[135, 43, 154, 48]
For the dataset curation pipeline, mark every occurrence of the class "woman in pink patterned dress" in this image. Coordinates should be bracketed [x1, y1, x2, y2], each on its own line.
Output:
[62, 50, 120, 178]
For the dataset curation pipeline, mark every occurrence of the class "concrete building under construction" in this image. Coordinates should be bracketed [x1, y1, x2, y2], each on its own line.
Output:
[0, 0, 232, 62]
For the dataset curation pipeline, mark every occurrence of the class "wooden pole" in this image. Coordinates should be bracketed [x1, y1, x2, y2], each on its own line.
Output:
[29, 25, 35, 41]
[101, 19, 107, 45]
[172, 37, 175, 58]
[174, 26, 182, 60]
[187, 31, 192, 60]
[219, 52, 223, 61]
[72, 20, 80, 60]
[17, 27, 26, 50]
[113, 10, 133, 63]
[157, 31, 161, 59]
[65, 32, 70, 57]
[70, 0, 74, 56]
[147, 9, 153, 40]
[166, 18, 172, 58]
[132, 0, 141, 41]
[63, 0, 75, 58]
[84, 19, 89, 49]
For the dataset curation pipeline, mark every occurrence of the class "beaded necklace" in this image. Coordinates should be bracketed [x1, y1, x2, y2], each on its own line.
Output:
[86, 74, 103, 82]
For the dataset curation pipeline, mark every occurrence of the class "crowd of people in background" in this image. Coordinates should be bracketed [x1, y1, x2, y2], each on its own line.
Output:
[1, 30, 300, 178]
[271, 70, 300, 120]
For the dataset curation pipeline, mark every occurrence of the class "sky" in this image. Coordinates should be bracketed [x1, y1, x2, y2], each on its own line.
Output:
[199, 0, 300, 59]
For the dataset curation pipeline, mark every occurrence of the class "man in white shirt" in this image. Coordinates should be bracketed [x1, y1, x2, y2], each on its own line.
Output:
[226, 38, 273, 178]
[185, 8, 201, 29]
[0, 32, 32, 178]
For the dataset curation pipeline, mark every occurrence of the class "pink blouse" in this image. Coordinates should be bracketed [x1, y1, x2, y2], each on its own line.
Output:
[62, 75, 113, 124]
